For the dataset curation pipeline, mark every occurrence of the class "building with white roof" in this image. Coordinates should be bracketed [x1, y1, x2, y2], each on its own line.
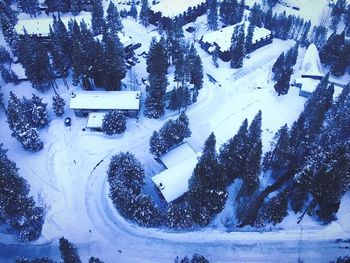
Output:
[200, 22, 272, 61]
[151, 142, 198, 203]
[149, 0, 208, 28]
[86, 112, 106, 130]
[69, 91, 140, 118]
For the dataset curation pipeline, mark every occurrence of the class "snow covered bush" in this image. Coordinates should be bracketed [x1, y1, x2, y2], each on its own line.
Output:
[52, 94, 66, 117]
[101, 110, 126, 135]
[149, 112, 191, 156]
[59, 237, 82, 263]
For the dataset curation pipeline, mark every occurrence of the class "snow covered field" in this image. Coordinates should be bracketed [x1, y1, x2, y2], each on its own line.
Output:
[1, 0, 350, 262]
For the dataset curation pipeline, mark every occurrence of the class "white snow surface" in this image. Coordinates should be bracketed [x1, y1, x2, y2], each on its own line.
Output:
[297, 77, 320, 94]
[300, 43, 323, 78]
[150, 0, 206, 18]
[202, 22, 271, 52]
[1, 7, 350, 263]
[15, 13, 92, 36]
[159, 141, 197, 169]
[69, 91, 140, 110]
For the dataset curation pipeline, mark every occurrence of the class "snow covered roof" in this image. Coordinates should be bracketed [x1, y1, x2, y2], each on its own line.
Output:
[152, 142, 198, 203]
[94, 32, 133, 47]
[296, 77, 320, 95]
[86, 112, 106, 128]
[201, 22, 271, 52]
[150, 0, 206, 18]
[300, 43, 323, 78]
[69, 91, 140, 111]
[15, 14, 91, 36]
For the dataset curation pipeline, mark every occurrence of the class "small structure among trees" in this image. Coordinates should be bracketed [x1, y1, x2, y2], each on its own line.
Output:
[200, 22, 272, 62]
[148, 0, 208, 29]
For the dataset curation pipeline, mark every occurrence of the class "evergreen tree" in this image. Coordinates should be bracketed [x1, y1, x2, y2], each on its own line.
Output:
[130, 0, 138, 20]
[45, 0, 64, 13]
[245, 23, 254, 52]
[330, 41, 350, 77]
[17, 126, 44, 152]
[188, 133, 227, 226]
[274, 67, 292, 95]
[320, 31, 345, 66]
[17, 0, 40, 18]
[166, 202, 195, 229]
[212, 47, 219, 68]
[298, 20, 311, 47]
[261, 190, 288, 225]
[266, 0, 278, 8]
[207, 0, 218, 30]
[106, 2, 123, 37]
[132, 194, 162, 227]
[103, 35, 126, 90]
[230, 24, 245, 68]
[0, 85, 4, 111]
[310, 25, 328, 49]
[52, 94, 66, 116]
[249, 3, 263, 27]
[220, 0, 241, 25]
[271, 52, 285, 81]
[140, 0, 149, 27]
[88, 257, 104, 263]
[0, 46, 11, 64]
[344, 5, 350, 35]
[219, 118, 248, 184]
[91, 0, 105, 35]
[71, 39, 85, 87]
[285, 43, 299, 69]
[330, 0, 346, 30]
[59, 237, 82, 263]
[101, 110, 126, 135]
[70, 0, 82, 16]
[191, 55, 204, 91]
[0, 64, 19, 84]
[27, 94, 49, 129]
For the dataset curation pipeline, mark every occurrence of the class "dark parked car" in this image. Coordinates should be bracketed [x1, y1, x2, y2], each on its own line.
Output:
[65, 117, 71, 126]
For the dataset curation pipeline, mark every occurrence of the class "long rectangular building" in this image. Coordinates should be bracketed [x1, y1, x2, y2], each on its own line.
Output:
[69, 91, 140, 118]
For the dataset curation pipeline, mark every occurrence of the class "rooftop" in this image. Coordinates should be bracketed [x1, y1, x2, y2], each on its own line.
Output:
[150, 0, 206, 18]
[15, 14, 91, 36]
[69, 91, 140, 111]
[300, 43, 323, 78]
[86, 112, 106, 128]
[202, 22, 271, 52]
[152, 142, 199, 203]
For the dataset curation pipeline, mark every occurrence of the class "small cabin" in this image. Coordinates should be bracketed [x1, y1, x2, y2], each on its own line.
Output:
[69, 91, 140, 118]
[149, 0, 208, 29]
[151, 142, 198, 203]
[200, 22, 272, 62]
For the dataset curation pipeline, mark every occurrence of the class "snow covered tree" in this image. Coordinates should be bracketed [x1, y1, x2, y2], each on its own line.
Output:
[144, 38, 169, 118]
[17, 0, 40, 18]
[207, 0, 218, 30]
[310, 25, 328, 49]
[212, 46, 219, 68]
[0, 65, 19, 84]
[261, 190, 288, 225]
[271, 52, 285, 81]
[101, 110, 126, 135]
[0, 144, 44, 241]
[106, 2, 123, 37]
[249, 3, 263, 27]
[59, 237, 82, 263]
[91, 0, 105, 35]
[245, 23, 254, 52]
[6, 91, 24, 131]
[132, 194, 163, 227]
[52, 94, 66, 116]
[219, 118, 248, 184]
[330, 0, 346, 30]
[188, 133, 228, 226]
[102, 35, 126, 90]
[191, 55, 204, 91]
[129, 0, 138, 20]
[0, 46, 11, 64]
[330, 41, 350, 77]
[45, 0, 64, 14]
[70, 0, 82, 16]
[274, 67, 292, 95]
[23, 94, 49, 129]
[0, 85, 4, 111]
[220, 0, 242, 26]
[230, 24, 245, 68]
[265, 0, 278, 8]
[139, 0, 149, 27]
[88, 257, 104, 263]
[320, 31, 345, 66]
[17, 127, 44, 152]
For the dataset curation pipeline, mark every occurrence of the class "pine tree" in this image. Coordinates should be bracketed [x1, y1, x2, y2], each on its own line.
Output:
[319, 31, 345, 66]
[101, 110, 126, 135]
[271, 52, 285, 81]
[219, 119, 248, 184]
[106, 2, 123, 37]
[88, 257, 104, 263]
[17, 0, 40, 18]
[298, 20, 311, 47]
[188, 133, 227, 225]
[45, 0, 64, 13]
[0, 46, 11, 64]
[220, 0, 239, 25]
[249, 3, 263, 27]
[245, 23, 254, 52]
[344, 5, 350, 35]
[132, 194, 162, 227]
[103, 35, 126, 90]
[91, 0, 105, 35]
[0, 64, 19, 84]
[330, 41, 350, 77]
[191, 55, 204, 90]
[207, 0, 218, 30]
[230, 24, 245, 68]
[310, 25, 328, 49]
[52, 94, 66, 116]
[27, 94, 49, 129]
[140, 0, 149, 27]
[330, 0, 346, 30]
[261, 191, 288, 225]
[130, 0, 138, 20]
[70, 0, 82, 16]
[17, 126, 44, 152]
[59, 237, 82, 263]
[212, 47, 219, 67]
[274, 67, 292, 95]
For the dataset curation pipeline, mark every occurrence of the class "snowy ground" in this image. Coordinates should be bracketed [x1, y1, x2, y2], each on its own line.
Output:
[1, 1, 350, 262]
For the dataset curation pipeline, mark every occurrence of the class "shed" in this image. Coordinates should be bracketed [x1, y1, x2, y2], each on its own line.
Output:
[151, 142, 198, 203]
[200, 22, 272, 61]
[86, 112, 106, 130]
[69, 91, 140, 118]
